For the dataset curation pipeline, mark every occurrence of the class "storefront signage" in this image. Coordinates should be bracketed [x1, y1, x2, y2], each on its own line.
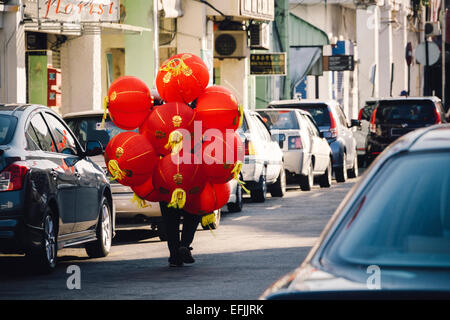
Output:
[323, 55, 354, 71]
[250, 53, 286, 75]
[24, 0, 120, 23]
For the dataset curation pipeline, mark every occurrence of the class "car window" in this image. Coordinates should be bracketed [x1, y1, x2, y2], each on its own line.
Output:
[286, 104, 331, 127]
[0, 115, 18, 145]
[43, 113, 78, 155]
[65, 116, 136, 149]
[361, 104, 376, 121]
[29, 113, 56, 153]
[376, 100, 437, 124]
[25, 122, 42, 151]
[324, 152, 450, 268]
[335, 106, 348, 127]
[257, 110, 299, 130]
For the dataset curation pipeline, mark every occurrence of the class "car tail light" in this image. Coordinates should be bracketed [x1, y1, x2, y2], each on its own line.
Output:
[358, 108, 364, 121]
[0, 162, 29, 192]
[288, 136, 303, 150]
[370, 107, 378, 133]
[244, 140, 256, 156]
[323, 110, 338, 139]
[434, 107, 442, 124]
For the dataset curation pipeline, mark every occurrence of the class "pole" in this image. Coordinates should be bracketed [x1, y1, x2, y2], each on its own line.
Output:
[408, 64, 411, 95]
[425, 6, 431, 96]
[442, 6, 446, 106]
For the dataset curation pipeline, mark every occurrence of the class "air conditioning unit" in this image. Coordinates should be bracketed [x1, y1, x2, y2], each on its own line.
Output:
[425, 21, 441, 36]
[214, 30, 248, 59]
[249, 23, 270, 50]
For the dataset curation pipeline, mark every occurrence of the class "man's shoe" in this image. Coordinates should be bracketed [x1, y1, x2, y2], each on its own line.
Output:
[168, 256, 184, 267]
[179, 246, 195, 264]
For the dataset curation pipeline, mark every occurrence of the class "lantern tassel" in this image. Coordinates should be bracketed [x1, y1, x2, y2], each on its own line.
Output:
[130, 193, 150, 208]
[201, 213, 217, 237]
[164, 130, 184, 154]
[108, 160, 127, 181]
[238, 104, 244, 128]
[100, 96, 109, 129]
[167, 188, 187, 209]
[231, 161, 250, 194]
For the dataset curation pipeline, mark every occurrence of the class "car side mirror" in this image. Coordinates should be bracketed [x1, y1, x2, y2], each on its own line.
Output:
[319, 131, 324, 138]
[84, 140, 103, 157]
[350, 119, 361, 127]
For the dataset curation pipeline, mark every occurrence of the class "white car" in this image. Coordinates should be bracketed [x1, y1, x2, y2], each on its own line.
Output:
[353, 100, 377, 165]
[257, 108, 333, 191]
[235, 109, 285, 203]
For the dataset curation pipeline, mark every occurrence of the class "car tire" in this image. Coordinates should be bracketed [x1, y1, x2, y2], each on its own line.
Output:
[26, 207, 58, 274]
[269, 166, 286, 197]
[251, 173, 267, 203]
[227, 182, 243, 213]
[85, 197, 112, 258]
[319, 159, 332, 188]
[299, 161, 314, 191]
[335, 153, 348, 183]
[348, 154, 359, 179]
[202, 209, 221, 230]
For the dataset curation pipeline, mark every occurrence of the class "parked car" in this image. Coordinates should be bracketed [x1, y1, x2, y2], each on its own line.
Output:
[268, 99, 359, 183]
[225, 179, 244, 213]
[366, 96, 447, 164]
[353, 99, 377, 166]
[261, 124, 450, 299]
[257, 108, 332, 190]
[64, 110, 222, 237]
[237, 109, 285, 203]
[0, 104, 114, 273]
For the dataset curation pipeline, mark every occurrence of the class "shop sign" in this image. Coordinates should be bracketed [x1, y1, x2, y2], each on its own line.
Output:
[323, 55, 354, 71]
[250, 53, 286, 75]
[24, 0, 120, 23]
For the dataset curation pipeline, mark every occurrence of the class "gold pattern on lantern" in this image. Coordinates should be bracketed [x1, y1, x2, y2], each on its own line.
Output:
[110, 91, 117, 101]
[163, 72, 172, 84]
[172, 115, 182, 127]
[173, 173, 183, 185]
[115, 147, 124, 159]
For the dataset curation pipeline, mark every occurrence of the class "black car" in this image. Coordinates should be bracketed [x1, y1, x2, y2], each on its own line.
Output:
[261, 124, 450, 299]
[366, 96, 447, 163]
[0, 104, 114, 273]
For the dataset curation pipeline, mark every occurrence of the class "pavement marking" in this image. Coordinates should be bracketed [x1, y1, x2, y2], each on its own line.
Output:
[266, 205, 282, 210]
[232, 216, 250, 221]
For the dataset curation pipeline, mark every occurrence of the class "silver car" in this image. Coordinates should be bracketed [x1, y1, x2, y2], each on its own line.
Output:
[353, 100, 377, 165]
[257, 109, 333, 191]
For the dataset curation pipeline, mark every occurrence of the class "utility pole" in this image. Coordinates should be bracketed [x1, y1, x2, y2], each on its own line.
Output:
[442, 4, 446, 107]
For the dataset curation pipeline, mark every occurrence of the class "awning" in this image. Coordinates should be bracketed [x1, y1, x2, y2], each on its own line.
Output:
[289, 13, 329, 47]
[23, 21, 152, 36]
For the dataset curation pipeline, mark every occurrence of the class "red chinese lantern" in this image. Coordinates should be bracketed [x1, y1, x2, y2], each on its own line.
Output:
[184, 182, 230, 215]
[195, 85, 241, 133]
[201, 131, 244, 184]
[104, 132, 158, 187]
[131, 175, 168, 203]
[156, 53, 209, 104]
[152, 151, 206, 209]
[139, 102, 195, 156]
[106, 76, 153, 130]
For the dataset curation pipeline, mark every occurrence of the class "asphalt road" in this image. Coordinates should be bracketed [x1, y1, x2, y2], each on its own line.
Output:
[0, 177, 358, 300]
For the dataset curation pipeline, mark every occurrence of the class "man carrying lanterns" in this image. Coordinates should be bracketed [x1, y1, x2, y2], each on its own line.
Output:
[103, 53, 245, 267]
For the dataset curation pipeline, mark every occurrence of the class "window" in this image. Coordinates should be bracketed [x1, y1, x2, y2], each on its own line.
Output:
[29, 114, 56, 153]
[257, 110, 299, 130]
[335, 106, 348, 127]
[253, 115, 271, 141]
[0, 115, 17, 145]
[43, 113, 78, 155]
[25, 123, 41, 151]
[304, 114, 320, 137]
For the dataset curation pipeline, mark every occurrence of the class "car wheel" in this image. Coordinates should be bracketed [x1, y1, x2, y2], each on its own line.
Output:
[299, 161, 314, 191]
[335, 153, 347, 183]
[85, 197, 112, 258]
[348, 154, 359, 179]
[202, 209, 221, 230]
[227, 182, 243, 213]
[319, 159, 332, 188]
[269, 166, 286, 197]
[251, 173, 267, 203]
[26, 207, 58, 273]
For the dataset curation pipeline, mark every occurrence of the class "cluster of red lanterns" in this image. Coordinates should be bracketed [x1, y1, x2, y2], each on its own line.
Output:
[103, 53, 244, 216]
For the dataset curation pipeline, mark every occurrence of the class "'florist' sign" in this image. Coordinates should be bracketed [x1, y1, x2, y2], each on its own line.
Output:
[24, 0, 120, 23]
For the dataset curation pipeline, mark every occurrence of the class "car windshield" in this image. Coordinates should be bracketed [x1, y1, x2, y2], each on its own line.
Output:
[376, 100, 437, 124]
[324, 152, 450, 268]
[270, 104, 331, 127]
[257, 110, 299, 130]
[65, 116, 137, 149]
[0, 115, 18, 145]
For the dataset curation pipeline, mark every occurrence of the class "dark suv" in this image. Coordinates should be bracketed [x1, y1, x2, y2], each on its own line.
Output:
[0, 104, 114, 273]
[268, 99, 359, 183]
[366, 97, 447, 163]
